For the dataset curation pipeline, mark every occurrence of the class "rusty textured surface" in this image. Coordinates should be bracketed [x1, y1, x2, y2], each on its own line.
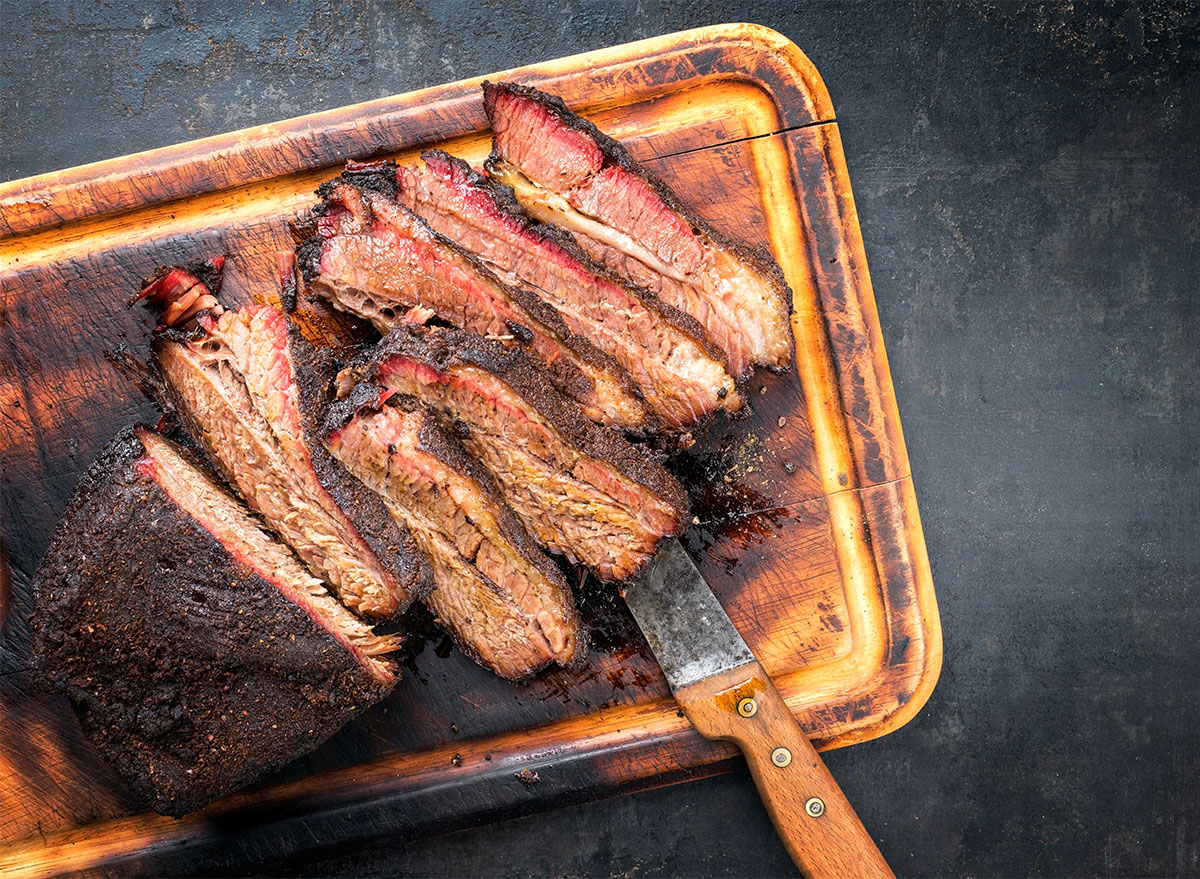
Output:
[2, 2, 1199, 878]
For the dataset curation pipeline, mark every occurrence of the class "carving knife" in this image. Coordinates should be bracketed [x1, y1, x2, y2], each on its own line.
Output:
[623, 538, 894, 878]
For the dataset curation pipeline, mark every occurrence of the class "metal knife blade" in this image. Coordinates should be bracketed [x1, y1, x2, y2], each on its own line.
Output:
[622, 537, 753, 691]
[621, 536, 894, 878]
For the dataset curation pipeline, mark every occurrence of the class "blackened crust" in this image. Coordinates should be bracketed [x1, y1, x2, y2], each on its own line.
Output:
[32, 427, 148, 582]
[188, 256, 226, 296]
[295, 235, 325, 285]
[421, 148, 728, 369]
[287, 320, 435, 607]
[278, 253, 299, 313]
[279, 273, 298, 312]
[31, 427, 392, 817]
[483, 81, 795, 354]
[366, 325, 689, 519]
[323, 378, 390, 437]
[337, 160, 399, 200]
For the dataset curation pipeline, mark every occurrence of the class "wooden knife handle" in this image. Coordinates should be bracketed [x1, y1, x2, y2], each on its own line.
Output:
[675, 661, 894, 878]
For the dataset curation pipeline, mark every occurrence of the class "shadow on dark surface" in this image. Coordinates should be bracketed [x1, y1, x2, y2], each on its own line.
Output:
[3, 2, 1198, 877]
[259, 768, 799, 878]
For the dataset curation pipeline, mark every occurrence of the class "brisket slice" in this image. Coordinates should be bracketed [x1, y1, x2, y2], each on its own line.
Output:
[31, 426, 397, 817]
[132, 257, 226, 330]
[297, 171, 650, 434]
[326, 387, 584, 678]
[395, 150, 742, 430]
[362, 324, 688, 581]
[154, 303, 430, 620]
[483, 81, 795, 378]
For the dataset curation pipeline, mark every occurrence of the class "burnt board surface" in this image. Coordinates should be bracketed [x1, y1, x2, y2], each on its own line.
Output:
[0, 24, 941, 879]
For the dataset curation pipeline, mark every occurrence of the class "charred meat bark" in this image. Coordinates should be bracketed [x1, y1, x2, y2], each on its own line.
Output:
[154, 302, 429, 619]
[327, 388, 584, 678]
[360, 324, 688, 581]
[395, 150, 741, 430]
[32, 427, 398, 816]
[483, 81, 795, 378]
[297, 171, 649, 433]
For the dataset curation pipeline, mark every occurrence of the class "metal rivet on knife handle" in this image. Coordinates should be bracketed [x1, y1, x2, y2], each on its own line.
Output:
[626, 540, 894, 875]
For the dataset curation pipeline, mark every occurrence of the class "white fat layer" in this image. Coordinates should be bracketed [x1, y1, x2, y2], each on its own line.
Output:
[490, 163, 688, 284]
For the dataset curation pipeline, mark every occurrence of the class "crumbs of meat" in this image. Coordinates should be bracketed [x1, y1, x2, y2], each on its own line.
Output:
[515, 768, 540, 786]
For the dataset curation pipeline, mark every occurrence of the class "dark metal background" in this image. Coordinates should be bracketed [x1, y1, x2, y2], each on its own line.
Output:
[3, 2, 1197, 876]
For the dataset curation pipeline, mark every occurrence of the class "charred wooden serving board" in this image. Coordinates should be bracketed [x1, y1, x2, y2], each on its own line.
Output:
[0, 24, 941, 878]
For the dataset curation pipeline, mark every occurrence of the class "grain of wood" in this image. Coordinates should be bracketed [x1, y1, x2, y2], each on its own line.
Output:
[0, 24, 939, 878]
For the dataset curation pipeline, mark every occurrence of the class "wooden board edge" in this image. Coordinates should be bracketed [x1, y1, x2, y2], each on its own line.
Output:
[789, 123, 913, 488]
[0, 698, 719, 879]
[0, 23, 833, 238]
[814, 477, 942, 749]
[784, 116, 944, 742]
[760, 113, 942, 750]
[874, 478, 943, 738]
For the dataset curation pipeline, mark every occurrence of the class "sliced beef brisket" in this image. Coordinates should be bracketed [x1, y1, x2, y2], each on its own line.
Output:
[395, 150, 741, 429]
[483, 81, 795, 378]
[32, 427, 397, 816]
[297, 171, 649, 433]
[327, 388, 584, 678]
[133, 257, 227, 330]
[154, 302, 429, 619]
[361, 324, 688, 581]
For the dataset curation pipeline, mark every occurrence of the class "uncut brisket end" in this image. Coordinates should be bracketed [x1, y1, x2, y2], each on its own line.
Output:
[395, 150, 742, 430]
[363, 324, 688, 581]
[297, 171, 649, 433]
[154, 302, 430, 619]
[327, 388, 584, 678]
[32, 427, 397, 817]
[483, 81, 795, 378]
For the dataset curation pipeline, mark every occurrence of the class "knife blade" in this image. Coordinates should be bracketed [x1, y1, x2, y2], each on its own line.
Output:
[623, 538, 894, 879]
